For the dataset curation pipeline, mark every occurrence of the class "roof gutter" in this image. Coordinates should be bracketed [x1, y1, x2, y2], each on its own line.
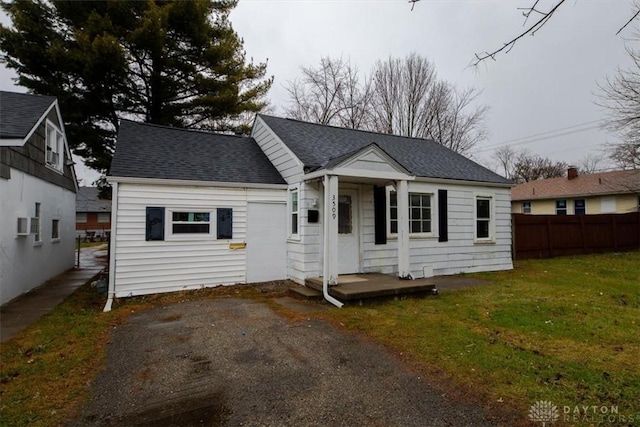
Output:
[413, 176, 513, 188]
[107, 176, 287, 190]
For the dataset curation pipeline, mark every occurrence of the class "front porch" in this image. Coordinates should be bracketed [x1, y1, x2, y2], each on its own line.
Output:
[293, 274, 438, 302]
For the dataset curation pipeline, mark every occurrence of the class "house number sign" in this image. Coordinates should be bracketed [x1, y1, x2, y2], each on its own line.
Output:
[331, 195, 337, 220]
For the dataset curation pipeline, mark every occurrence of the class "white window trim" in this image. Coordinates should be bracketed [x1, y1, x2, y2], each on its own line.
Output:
[76, 212, 88, 223]
[522, 201, 532, 214]
[555, 199, 568, 215]
[288, 187, 300, 240]
[386, 187, 438, 239]
[165, 209, 214, 241]
[45, 119, 64, 174]
[474, 193, 495, 244]
[573, 199, 586, 215]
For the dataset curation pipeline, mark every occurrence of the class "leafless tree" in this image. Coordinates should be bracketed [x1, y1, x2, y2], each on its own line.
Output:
[370, 54, 438, 137]
[284, 57, 373, 128]
[285, 53, 488, 155]
[577, 153, 603, 174]
[493, 145, 518, 179]
[409, 0, 640, 66]
[511, 149, 567, 183]
[370, 53, 488, 154]
[605, 141, 640, 169]
[598, 31, 640, 169]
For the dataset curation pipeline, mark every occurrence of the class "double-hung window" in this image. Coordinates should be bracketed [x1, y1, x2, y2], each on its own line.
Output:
[32, 202, 41, 243]
[171, 212, 210, 234]
[409, 193, 432, 233]
[555, 200, 567, 215]
[475, 196, 492, 240]
[290, 188, 299, 236]
[389, 191, 433, 236]
[45, 121, 63, 171]
[522, 201, 531, 214]
[574, 199, 586, 215]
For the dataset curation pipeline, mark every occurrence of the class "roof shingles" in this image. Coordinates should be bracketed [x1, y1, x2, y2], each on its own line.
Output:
[258, 114, 510, 185]
[0, 91, 56, 140]
[110, 120, 286, 185]
[511, 169, 640, 200]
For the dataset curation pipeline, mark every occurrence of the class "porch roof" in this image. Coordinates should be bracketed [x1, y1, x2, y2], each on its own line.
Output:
[259, 114, 511, 185]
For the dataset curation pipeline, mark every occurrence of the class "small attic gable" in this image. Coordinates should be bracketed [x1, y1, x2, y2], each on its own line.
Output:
[320, 143, 413, 180]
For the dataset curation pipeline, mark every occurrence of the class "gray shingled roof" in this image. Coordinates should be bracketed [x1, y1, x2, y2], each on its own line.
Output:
[110, 120, 286, 185]
[0, 91, 56, 140]
[77, 187, 112, 213]
[259, 114, 511, 185]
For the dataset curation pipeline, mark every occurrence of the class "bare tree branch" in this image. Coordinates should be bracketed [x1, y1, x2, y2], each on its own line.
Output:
[471, 0, 566, 66]
[617, 7, 640, 35]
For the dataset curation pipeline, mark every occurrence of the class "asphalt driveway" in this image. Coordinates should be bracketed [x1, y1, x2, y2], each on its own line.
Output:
[73, 298, 495, 426]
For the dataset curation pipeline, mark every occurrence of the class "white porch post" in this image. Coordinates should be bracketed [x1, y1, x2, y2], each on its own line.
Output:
[322, 174, 343, 307]
[325, 174, 340, 285]
[397, 179, 412, 279]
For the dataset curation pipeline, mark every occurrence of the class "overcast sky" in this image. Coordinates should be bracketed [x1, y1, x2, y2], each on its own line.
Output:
[1, 0, 637, 184]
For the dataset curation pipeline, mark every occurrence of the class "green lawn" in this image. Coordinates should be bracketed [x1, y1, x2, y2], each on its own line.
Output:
[1, 252, 638, 426]
[322, 252, 640, 424]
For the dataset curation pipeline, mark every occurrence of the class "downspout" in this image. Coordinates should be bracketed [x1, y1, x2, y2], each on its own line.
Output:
[103, 181, 118, 312]
[322, 174, 344, 308]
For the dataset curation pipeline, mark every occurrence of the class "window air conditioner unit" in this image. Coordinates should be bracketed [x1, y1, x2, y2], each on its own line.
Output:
[17, 217, 29, 236]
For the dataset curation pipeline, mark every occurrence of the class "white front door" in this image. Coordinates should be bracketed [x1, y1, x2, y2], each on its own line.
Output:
[246, 202, 287, 283]
[338, 190, 360, 274]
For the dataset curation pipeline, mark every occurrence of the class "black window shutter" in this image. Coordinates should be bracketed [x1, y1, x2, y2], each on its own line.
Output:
[438, 190, 448, 242]
[374, 186, 387, 245]
[146, 207, 165, 241]
[217, 208, 233, 239]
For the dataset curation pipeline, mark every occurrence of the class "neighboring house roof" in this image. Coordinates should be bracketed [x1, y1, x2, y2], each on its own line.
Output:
[0, 91, 56, 140]
[109, 120, 286, 185]
[511, 169, 640, 201]
[77, 187, 111, 213]
[258, 114, 511, 185]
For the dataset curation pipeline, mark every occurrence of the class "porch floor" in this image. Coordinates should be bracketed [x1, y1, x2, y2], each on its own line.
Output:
[299, 274, 437, 302]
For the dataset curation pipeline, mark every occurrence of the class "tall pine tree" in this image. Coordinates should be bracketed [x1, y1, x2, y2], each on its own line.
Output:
[1, 0, 272, 177]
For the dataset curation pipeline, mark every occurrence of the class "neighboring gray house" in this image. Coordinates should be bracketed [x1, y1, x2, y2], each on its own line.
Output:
[106, 116, 512, 308]
[76, 187, 112, 240]
[0, 91, 78, 305]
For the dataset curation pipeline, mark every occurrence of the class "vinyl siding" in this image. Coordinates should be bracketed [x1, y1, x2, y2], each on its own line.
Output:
[359, 182, 513, 277]
[286, 181, 323, 284]
[252, 117, 304, 184]
[112, 182, 286, 297]
[293, 180, 512, 282]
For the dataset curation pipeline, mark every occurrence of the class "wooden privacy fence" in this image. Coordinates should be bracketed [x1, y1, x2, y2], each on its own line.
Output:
[512, 212, 640, 260]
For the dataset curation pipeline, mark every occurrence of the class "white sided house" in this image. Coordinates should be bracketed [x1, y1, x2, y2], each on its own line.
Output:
[106, 116, 512, 308]
[0, 91, 78, 305]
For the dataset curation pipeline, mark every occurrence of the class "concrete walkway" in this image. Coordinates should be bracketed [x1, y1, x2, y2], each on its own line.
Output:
[0, 244, 107, 343]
